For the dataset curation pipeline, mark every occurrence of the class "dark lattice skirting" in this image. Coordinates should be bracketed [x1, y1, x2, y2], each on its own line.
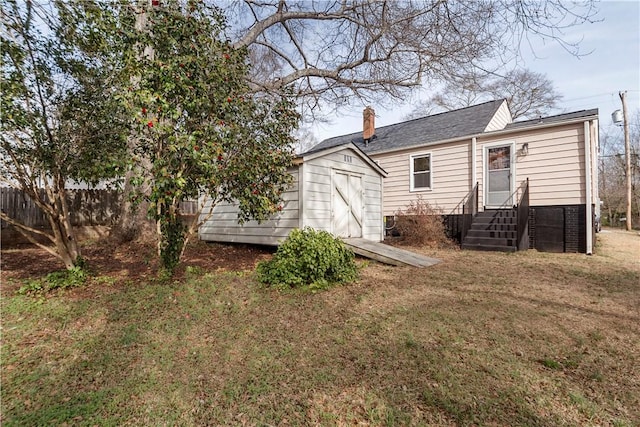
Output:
[441, 204, 591, 253]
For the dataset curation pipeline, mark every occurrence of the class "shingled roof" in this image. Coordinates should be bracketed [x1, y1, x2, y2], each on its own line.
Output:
[307, 99, 506, 155]
[504, 109, 599, 130]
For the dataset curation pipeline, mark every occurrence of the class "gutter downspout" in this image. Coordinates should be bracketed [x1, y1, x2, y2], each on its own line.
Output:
[298, 162, 305, 231]
[584, 121, 593, 255]
[471, 137, 477, 193]
[592, 119, 600, 224]
[380, 174, 385, 242]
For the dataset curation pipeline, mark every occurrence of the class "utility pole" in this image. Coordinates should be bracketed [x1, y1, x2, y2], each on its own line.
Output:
[620, 91, 632, 231]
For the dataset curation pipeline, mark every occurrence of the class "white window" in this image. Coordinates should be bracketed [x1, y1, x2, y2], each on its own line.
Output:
[410, 153, 432, 191]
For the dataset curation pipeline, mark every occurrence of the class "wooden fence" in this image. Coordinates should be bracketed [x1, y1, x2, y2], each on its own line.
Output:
[1, 187, 121, 229]
[1, 187, 200, 230]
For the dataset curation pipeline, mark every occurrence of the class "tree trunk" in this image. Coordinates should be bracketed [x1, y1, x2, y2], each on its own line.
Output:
[110, 1, 157, 245]
[52, 222, 80, 269]
[47, 188, 82, 269]
[110, 167, 155, 243]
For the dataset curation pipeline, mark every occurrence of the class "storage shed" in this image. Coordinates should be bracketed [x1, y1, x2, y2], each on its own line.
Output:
[198, 142, 388, 245]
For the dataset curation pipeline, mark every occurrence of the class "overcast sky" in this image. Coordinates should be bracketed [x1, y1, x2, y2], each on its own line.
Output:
[311, 0, 640, 142]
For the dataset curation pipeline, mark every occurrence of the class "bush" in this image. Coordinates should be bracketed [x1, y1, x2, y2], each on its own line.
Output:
[393, 195, 453, 247]
[256, 227, 359, 290]
[17, 266, 88, 297]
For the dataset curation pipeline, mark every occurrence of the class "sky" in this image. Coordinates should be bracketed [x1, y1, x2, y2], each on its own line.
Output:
[311, 1, 640, 143]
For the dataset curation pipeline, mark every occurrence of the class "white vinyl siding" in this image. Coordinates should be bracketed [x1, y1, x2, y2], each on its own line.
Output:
[374, 141, 470, 215]
[373, 120, 594, 216]
[484, 100, 512, 131]
[476, 123, 588, 207]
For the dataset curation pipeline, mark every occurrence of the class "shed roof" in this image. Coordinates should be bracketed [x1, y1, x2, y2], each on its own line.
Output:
[296, 142, 387, 177]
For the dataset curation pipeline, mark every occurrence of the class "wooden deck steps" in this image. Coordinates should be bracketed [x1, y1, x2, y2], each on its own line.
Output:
[342, 238, 441, 268]
[461, 209, 518, 252]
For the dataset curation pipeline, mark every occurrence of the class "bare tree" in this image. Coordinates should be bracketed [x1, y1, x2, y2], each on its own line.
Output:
[599, 129, 626, 226]
[225, 0, 596, 116]
[490, 69, 563, 119]
[599, 110, 640, 227]
[294, 125, 320, 154]
[405, 69, 563, 121]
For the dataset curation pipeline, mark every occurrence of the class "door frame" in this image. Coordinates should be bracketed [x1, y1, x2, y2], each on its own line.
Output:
[331, 169, 364, 238]
[482, 141, 516, 209]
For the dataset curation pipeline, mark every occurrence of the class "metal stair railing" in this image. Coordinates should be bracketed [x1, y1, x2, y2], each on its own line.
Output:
[445, 183, 478, 245]
[487, 178, 530, 250]
[516, 178, 530, 250]
[460, 182, 479, 246]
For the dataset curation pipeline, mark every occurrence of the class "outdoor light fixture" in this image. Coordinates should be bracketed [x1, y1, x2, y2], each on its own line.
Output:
[521, 143, 529, 155]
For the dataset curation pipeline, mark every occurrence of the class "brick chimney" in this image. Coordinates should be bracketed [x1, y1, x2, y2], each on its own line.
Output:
[363, 106, 375, 142]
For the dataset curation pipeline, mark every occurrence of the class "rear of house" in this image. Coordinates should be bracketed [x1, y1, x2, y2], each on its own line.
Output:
[311, 100, 600, 253]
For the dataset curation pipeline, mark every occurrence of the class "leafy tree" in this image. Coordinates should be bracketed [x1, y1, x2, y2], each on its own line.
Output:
[405, 69, 563, 120]
[125, 1, 299, 272]
[0, 0, 129, 269]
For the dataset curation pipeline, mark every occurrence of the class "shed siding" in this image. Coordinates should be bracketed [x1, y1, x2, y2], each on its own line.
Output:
[303, 148, 384, 241]
[301, 162, 332, 234]
[198, 168, 301, 245]
[199, 145, 385, 245]
[363, 174, 383, 240]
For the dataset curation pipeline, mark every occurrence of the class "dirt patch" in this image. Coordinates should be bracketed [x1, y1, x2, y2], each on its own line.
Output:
[1, 236, 274, 292]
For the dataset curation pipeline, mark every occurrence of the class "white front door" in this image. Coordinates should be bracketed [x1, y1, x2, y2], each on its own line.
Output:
[485, 143, 514, 208]
[332, 171, 363, 238]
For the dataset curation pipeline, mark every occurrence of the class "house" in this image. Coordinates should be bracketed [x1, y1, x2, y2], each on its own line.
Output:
[198, 142, 388, 245]
[310, 100, 600, 254]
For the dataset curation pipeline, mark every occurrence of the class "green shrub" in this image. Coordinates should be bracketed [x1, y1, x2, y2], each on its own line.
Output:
[256, 227, 359, 290]
[17, 266, 88, 297]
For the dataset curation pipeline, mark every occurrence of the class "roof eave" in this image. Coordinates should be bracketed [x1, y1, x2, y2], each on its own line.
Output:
[295, 142, 388, 177]
[364, 113, 599, 156]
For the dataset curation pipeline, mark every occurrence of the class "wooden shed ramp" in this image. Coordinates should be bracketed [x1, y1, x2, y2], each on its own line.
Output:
[342, 238, 441, 268]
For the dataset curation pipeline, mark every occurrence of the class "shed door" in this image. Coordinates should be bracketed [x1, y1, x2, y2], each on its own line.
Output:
[485, 144, 514, 208]
[332, 171, 363, 238]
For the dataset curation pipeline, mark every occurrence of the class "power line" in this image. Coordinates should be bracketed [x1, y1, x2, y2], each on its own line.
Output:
[562, 90, 640, 104]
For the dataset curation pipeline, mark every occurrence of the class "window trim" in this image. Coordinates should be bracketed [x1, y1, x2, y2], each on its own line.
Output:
[409, 152, 433, 192]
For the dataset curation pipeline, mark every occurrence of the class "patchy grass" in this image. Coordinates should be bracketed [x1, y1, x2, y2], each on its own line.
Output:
[1, 229, 638, 426]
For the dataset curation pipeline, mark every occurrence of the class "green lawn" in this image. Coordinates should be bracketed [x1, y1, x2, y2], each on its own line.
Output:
[1, 230, 639, 426]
